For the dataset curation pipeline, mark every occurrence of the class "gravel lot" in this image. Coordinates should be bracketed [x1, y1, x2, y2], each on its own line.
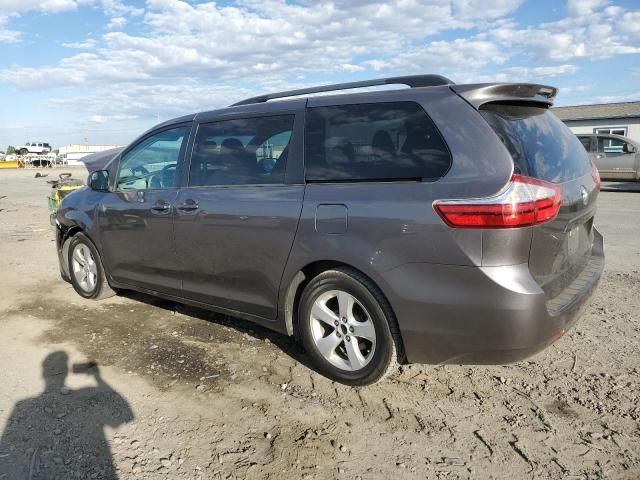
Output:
[0, 168, 639, 480]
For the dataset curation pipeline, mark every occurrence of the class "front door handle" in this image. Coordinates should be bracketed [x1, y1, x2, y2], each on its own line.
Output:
[176, 199, 199, 212]
[151, 201, 171, 213]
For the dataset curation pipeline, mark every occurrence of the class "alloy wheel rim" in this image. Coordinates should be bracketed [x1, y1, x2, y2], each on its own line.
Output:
[71, 244, 98, 293]
[310, 290, 376, 371]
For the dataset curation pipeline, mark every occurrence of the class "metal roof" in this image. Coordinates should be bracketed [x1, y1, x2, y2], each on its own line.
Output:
[553, 101, 640, 121]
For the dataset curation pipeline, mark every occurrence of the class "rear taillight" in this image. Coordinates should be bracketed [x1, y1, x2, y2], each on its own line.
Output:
[433, 174, 562, 229]
[591, 162, 601, 191]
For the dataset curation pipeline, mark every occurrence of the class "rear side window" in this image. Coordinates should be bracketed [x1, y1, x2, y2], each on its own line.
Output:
[480, 103, 591, 183]
[190, 115, 294, 186]
[305, 102, 451, 182]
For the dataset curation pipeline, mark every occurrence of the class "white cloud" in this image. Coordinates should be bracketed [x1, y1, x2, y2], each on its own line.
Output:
[0, 15, 21, 42]
[106, 15, 126, 29]
[619, 11, 640, 36]
[88, 114, 107, 123]
[0, 0, 81, 15]
[1, 0, 524, 90]
[559, 83, 592, 93]
[61, 38, 96, 48]
[1, 0, 639, 127]
[0, 0, 143, 42]
[567, 0, 609, 16]
[0, 0, 142, 16]
[481, 3, 640, 62]
[452, 0, 526, 20]
[88, 113, 137, 123]
[589, 92, 640, 103]
[49, 83, 258, 119]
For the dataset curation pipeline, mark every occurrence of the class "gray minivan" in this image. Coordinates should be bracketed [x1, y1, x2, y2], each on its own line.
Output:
[55, 75, 604, 385]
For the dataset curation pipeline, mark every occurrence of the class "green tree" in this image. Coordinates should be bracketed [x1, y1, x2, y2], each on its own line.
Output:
[6, 146, 15, 154]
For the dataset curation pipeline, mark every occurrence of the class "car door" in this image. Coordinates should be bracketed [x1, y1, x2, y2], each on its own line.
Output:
[595, 135, 637, 180]
[174, 111, 304, 319]
[98, 124, 191, 295]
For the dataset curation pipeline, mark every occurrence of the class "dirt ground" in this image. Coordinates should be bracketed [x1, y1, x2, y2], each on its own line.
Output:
[0, 167, 639, 480]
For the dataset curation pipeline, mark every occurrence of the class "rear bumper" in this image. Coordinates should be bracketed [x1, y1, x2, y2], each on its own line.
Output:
[383, 228, 604, 365]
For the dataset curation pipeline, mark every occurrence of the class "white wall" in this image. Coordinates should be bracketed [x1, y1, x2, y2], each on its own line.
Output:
[564, 118, 640, 143]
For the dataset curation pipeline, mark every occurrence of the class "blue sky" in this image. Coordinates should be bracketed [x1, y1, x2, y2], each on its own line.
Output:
[0, 0, 639, 149]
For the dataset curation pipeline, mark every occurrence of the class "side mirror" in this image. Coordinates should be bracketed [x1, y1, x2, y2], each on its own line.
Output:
[88, 170, 110, 191]
[623, 143, 636, 154]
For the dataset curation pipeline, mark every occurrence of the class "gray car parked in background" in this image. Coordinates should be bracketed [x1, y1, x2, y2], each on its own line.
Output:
[577, 133, 640, 181]
[54, 75, 604, 385]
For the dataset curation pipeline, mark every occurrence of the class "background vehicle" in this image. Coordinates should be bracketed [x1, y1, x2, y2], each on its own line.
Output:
[16, 142, 52, 155]
[577, 133, 640, 181]
[54, 75, 604, 385]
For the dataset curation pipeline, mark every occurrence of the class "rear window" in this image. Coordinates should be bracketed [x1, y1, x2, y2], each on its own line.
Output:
[480, 103, 591, 183]
[305, 102, 451, 182]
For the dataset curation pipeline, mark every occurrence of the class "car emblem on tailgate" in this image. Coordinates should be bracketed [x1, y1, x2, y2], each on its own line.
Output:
[580, 186, 588, 206]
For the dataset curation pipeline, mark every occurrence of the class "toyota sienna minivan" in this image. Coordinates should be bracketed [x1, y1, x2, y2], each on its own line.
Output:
[55, 75, 604, 385]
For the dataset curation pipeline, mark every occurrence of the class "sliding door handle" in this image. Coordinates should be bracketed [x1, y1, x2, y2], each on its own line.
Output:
[176, 199, 199, 212]
[151, 201, 171, 213]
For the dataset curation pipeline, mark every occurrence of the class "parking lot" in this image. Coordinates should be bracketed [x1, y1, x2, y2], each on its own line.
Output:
[0, 168, 638, 479]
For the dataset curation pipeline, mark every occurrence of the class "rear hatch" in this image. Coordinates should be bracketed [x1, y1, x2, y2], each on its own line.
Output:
[478, 102, 602, 311]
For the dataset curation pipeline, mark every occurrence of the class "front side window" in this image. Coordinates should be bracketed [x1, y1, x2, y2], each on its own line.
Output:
[189, 115, 294, 186]
[116, 126, 189, 191]
[597, 137, 628, 154]
[305, 102, 451, 182]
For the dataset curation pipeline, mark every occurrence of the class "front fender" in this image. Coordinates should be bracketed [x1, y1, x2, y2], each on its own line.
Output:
[57, 188, 105, 249]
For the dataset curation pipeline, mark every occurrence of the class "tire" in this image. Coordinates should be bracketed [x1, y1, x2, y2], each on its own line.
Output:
[19, 148, 28, 155]
[67, 233, 116, 300]
[298, 267, 402, 386]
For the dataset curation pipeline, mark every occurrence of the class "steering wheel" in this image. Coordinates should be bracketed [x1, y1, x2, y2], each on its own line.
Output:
[131, 165, 149, 176]
[154, 163, 177, 188]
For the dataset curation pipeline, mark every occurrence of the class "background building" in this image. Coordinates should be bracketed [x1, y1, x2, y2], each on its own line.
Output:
[553, 102, 640, 143]
[58, 144, 122, 165]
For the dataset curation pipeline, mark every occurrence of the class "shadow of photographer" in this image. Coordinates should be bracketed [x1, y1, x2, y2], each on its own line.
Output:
[0, 351, 133, 479]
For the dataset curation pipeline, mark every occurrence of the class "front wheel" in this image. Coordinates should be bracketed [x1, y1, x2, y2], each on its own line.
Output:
[68, 233, 116, 300]
[298, 267, 402, 385]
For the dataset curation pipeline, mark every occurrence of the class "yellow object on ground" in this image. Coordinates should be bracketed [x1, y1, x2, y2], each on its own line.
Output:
[0, 160, 24, 169]
[48, 184, 84, 212]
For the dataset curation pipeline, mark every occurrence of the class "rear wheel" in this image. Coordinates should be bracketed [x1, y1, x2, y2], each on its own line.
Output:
[68, 233, 116, 300]
[298, 267, 401, 385]
[19, 148, 28, 155]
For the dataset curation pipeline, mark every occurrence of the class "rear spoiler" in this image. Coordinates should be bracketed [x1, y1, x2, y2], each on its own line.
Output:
[451, 83, 557, 109]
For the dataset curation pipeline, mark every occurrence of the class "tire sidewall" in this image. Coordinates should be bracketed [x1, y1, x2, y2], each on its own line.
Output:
[299, 271, 394, 385]
[68, 233, 105, 299]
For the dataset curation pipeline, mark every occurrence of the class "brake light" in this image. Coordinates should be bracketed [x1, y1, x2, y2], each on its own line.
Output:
[591, 162, 601, 191]
[433, 175, 562, 228]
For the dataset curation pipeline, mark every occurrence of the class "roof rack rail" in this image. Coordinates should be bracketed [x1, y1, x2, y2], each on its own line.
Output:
[231, 74, 454, 107]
